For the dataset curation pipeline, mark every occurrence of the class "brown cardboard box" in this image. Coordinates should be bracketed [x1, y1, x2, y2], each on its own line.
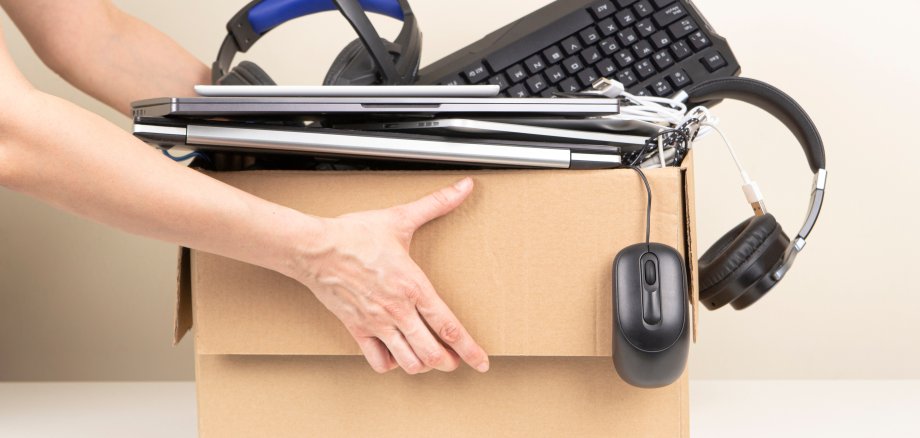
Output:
[174, 157, 699, 437]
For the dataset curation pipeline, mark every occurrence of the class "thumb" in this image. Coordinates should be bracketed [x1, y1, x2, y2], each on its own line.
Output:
[397, 177, 474, 229]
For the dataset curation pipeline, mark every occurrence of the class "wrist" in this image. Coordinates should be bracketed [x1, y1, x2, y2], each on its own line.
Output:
[274, 210, 333, 284]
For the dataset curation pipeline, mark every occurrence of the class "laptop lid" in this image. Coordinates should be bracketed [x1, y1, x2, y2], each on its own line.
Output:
[133, 119, 621, 170]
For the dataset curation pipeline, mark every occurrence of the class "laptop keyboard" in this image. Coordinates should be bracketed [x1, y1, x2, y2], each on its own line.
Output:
[417, 0, 740, 98]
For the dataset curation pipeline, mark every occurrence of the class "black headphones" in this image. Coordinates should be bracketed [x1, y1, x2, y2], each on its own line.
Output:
[212, 0, 421, 86]
[671, 77, 827, 310]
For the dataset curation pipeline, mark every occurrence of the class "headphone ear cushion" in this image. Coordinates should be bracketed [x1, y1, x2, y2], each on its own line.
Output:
[324, 39, 398, 85]
[217, 61, 277, 86]
[698, 214, 789, 310]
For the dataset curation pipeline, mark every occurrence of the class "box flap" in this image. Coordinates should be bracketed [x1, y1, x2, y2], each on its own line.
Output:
[680, 152, 700, 341]
[187, 168, 690, 356]
[174, 247, 193, 345]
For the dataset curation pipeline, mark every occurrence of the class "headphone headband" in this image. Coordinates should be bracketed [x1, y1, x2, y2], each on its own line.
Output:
[682, 77, 826, 172]
[212, 0, 419, 85]
[677, 77, 827, 283]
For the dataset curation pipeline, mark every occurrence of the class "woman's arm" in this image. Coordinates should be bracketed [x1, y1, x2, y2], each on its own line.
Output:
[0, 6, 489, 375]
[0, 0, 209, 114]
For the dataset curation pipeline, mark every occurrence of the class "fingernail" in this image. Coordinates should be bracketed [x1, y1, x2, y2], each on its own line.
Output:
[476, 360, 490, 373]
[454, 177, 472, 191]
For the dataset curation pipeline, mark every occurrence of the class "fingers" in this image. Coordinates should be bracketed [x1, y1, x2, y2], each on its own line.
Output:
[355, 336, 398, 374]
[396, 177, 473, 229]
[412, 273, 490, 373]
[378, 330, 432, 375]
[391, 307, 461, 372]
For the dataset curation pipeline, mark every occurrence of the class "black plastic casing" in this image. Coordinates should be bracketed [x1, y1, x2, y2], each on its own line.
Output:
[416, 0, 740, 96]
[613, 242, 690, 388]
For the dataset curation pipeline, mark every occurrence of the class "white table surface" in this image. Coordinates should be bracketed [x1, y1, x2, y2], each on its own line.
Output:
[1, 381, 918, 437]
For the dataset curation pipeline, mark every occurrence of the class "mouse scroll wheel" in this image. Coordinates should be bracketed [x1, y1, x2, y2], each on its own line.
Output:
[644, 260, 657, 285]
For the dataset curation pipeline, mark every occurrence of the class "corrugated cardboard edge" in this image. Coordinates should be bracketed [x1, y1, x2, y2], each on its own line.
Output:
[174, 247, 193, 345]
[681, 152, 700, 342]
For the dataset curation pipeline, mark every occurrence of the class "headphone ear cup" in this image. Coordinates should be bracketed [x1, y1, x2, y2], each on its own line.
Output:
[324, 39, 399, 85]
[216, 61, 277, 86]
[698, 214, 789, 310]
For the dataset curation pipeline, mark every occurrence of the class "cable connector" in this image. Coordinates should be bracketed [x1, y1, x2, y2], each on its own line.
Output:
[742, 181, 767, 216]
[591, 77, 626, 98]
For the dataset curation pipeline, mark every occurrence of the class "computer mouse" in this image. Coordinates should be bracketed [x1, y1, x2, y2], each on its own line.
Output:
[612, 242, 690, 388]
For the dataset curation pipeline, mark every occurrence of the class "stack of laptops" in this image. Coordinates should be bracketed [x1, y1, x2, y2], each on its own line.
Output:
[131, 84, 648, 170]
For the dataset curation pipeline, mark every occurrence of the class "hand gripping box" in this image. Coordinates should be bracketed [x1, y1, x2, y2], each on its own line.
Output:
[173, 156, 700, 437]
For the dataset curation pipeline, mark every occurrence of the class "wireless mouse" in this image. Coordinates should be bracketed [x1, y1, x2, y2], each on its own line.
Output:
[612, 242, 690, 388]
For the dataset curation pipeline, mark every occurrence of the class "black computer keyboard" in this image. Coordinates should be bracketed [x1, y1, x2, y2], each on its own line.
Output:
[417, 0, 740, 98]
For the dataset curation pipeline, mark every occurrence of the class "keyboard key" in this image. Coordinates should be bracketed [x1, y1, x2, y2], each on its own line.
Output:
[599, 38, 620, 55]
[616, 69, 638, 87]
[598, 18, 618, 36]
[634, 0, 654, 17]
[488, 73, 510, 91]
[545, 64, 566, 83]
[652, 49, 674, 69]
[526, 74, 549, 93]
[614, 50, 636, 68]
[636, 88, 651, 96]
[688, 30, 712, 50]
[653, 0, 674, 7]
[701, 52, 727, 72]
[670, 40, 692, 59]
[507, 83, 529, 98]
[463, 63, 489, 83]
[633, 40, 654, 59]
[634, 59, 656, 79]
[579, 26, 602, 45]
[668, 69, 691, 88]
[540, 87, 558, 97]
[559, 77, 581, 93]
[543, 45, 565, 64]
[615, 9, 637, 27]
[563, 55, 585, 74]
[561, 36, 583, 55]
[668, 18, 697, 39]
[596, 58, 616, 76]
[617, 28, 638, 46]
[651, 79, 673, 96]
[578, 67, 601, 87]
[590, 0, 616, 19]
[581, 46, 602, 64]
[636, 18, 657, 38]
[615, 0, 638, 7]
[483, 8, 594, 72]
[653, 3, 686, 27]
[650, 30, 672, 49]
[440, 75, 467, 86]
[524, 54, 547, 74]
[506, 64, 528, 83]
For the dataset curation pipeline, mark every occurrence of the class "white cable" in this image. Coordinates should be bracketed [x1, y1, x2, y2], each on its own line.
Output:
[590, 78, 687, 125]
[697, 121, 767, 215]
[701, 122, 749, 183]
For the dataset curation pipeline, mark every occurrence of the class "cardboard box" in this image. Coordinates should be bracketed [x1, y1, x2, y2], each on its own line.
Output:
[174, 158, 699, 437]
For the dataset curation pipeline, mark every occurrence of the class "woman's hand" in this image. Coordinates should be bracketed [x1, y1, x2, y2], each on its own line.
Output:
[292, 177, 489, 375]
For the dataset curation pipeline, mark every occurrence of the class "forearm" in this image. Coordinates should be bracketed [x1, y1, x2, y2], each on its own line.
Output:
[1, 0, 209, 114]
[0, 86, 321, 279]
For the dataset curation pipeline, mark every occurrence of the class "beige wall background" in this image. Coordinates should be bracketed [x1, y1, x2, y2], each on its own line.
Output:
[1, 0, 917, 381]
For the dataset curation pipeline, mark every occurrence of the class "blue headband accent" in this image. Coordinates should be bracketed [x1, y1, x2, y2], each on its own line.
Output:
[249, 0, 405, 35]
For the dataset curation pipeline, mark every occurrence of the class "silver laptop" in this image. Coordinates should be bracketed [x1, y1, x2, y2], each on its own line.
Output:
[131, 96, 619, 118]
[337, 118, 650, 151]
[133, 119, 621, 170]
